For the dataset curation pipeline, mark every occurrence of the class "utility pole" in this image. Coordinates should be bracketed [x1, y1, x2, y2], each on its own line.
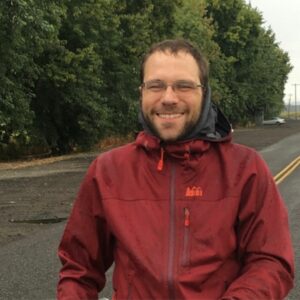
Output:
[288, 94, 292, 119]
[293, 84, 300, 120]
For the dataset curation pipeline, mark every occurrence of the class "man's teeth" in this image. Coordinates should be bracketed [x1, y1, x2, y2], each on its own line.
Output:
[157, 113, 182, 119]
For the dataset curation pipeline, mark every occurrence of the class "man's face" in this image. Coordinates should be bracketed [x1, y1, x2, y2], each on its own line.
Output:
[141, 51, 204, 142]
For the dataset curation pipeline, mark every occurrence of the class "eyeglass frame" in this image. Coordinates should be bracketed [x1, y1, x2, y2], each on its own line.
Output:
[140, 79, 205, 94]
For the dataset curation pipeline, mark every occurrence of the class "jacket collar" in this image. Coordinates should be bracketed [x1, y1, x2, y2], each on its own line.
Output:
[136, 131, 214, 171]
[137, 129, 211, 154]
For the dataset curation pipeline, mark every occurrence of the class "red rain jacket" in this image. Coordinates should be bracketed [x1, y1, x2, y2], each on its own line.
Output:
[57, 131, 294, 300]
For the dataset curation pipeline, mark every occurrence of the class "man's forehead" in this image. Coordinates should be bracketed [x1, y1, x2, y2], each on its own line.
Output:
[144, 50, 198, 68]
[144, 50, 200, 79]
[147, 49, 193, 59]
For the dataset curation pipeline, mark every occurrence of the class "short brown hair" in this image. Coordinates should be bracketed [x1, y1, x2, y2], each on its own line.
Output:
[140, 39, 209, 88]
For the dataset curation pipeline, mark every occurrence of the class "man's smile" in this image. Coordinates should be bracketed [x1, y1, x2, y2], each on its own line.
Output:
[156, 113, 184, 119]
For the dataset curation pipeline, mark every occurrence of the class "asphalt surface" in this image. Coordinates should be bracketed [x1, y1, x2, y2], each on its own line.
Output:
[0, 130, 299, 300]
[259, 134, 300, 300]
[279, 166, 300, 300]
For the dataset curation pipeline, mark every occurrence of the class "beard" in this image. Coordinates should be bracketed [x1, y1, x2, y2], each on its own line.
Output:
[142, 110, 200, 142]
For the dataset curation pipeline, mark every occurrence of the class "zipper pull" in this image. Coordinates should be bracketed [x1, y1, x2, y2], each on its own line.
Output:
[184, 208, 190, 227]
[157, 147, 164, 171]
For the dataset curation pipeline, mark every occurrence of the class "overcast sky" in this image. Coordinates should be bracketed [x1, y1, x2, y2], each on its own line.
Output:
[249, 0, 300, 104]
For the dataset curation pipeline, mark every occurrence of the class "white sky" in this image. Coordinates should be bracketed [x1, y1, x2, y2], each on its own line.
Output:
[249, 0, 300, 104]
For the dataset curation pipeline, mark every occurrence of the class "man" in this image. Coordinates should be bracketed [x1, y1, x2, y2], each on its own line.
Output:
[57, 39, 294, 299]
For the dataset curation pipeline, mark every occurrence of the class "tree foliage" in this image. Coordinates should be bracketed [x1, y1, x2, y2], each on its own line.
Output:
[204, 0, 291, 123]
[0, 0, 292, 159]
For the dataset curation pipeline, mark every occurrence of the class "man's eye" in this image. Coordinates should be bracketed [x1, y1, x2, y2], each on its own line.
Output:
[147, 82, 164, 91]
[176, 82, 194, 91]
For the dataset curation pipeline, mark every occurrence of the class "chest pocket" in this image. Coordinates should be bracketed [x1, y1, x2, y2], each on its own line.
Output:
[179, 197, 238, 269]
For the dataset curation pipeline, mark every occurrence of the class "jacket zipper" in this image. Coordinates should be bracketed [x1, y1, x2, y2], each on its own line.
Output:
[182, 207, 190, 267]
[127, 283, 132, 300]
[127, 273, 134, 300]
[167, 164, 176, 300]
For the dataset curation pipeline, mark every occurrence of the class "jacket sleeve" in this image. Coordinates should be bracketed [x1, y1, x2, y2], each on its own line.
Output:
[57, 159, 114, 300]
[221, 154, 294, 300]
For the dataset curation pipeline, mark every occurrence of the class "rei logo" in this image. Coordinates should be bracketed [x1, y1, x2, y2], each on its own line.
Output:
[185, 186, 203, 197]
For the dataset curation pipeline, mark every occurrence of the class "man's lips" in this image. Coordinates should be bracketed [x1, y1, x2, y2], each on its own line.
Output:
[155, 112, 184, 119]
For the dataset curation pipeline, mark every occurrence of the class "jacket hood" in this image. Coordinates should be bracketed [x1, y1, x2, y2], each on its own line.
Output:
[138, 86, 232, 143]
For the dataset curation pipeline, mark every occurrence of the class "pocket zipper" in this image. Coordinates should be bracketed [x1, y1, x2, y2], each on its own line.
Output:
[182, 207, 190, 267]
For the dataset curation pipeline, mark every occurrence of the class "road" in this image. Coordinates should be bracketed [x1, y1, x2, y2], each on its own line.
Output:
[0, 133, 299, 300]
[279, 166, 300, 300]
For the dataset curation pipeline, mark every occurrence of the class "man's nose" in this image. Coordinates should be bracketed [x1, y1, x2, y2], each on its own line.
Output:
[161, 86, 179, 105]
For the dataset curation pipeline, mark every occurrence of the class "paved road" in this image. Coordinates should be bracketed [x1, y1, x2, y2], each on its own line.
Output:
[279, 166, 300, 300]
[0, 134, 299, 300]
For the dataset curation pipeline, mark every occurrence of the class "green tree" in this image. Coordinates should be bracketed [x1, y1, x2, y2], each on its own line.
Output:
[0, 0, 64, 157]
[0, 1, 38, 143]
[242, 26, 292, 119]
[204, 0, 291, 124]
[31, 0, 181, 153]
[32, 0, 114, 152]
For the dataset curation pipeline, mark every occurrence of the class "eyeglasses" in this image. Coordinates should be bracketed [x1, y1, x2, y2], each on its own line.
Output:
[140, 80, 204, 95]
